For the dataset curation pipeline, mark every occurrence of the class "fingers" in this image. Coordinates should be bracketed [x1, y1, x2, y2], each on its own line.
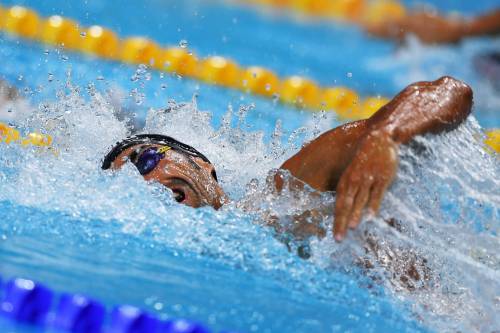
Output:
[368, 180, 388, 215]
[334, 175, 375, 241]
[334, 178, 358, 242]
[348, 184, 371, 230]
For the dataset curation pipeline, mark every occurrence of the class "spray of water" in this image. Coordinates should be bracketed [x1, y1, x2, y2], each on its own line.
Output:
[0, 77, 498, 332]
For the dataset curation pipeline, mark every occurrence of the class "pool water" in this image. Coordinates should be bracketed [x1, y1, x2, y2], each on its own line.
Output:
[0, 0, 499, 332]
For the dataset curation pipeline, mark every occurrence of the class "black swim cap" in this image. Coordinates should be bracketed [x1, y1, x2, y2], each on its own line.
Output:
[102, 134, 212, 170]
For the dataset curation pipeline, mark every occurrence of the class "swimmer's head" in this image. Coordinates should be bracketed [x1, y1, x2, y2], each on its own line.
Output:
[102, 134, 228, 209]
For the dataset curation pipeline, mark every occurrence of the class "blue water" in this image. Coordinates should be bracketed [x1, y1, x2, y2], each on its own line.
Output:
[0, 1, 499, 332]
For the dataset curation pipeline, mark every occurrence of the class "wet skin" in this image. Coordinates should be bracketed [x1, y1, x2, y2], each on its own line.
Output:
[365, 8, 500, 44]
[281, 76, 472, 240]
[109, 76, 473, 242]
[110, 144, 227, 209]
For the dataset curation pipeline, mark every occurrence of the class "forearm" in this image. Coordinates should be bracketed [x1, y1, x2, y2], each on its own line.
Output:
[279, 119, 370, 191]
[366, 76, 473, 144]
[465, 9, 500, 37]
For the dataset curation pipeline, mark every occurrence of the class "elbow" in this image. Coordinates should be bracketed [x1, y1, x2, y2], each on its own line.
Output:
[436, 76, 473, 122]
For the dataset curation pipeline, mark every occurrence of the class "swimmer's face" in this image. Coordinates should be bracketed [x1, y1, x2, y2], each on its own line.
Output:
[112, 144, 228, 209]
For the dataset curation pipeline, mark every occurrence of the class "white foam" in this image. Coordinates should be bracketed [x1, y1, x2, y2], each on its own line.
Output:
[0, 79, 498, 332]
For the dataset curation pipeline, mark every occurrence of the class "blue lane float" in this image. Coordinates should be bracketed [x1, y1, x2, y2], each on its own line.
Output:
[51, 294, 106, 332]
[1, 278, 53, 325]
[0, 275, 238, 333]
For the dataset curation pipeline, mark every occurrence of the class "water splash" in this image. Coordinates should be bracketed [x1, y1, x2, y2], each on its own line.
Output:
[0, 80, 499, 332]
[367, 35, 500, 128]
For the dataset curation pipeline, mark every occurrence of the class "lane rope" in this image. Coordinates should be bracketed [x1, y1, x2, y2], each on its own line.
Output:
[229, 0, 408, 26]
[0, 3, 390, 120]
[0, 274, 235, 333]
[0, 4, 497, 153]
[1, 120, 498, 155]
[0, 122, 52, 147]
[485, 129, 500, 153]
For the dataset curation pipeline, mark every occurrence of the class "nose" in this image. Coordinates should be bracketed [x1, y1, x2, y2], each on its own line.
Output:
[211, 182, 229, 210]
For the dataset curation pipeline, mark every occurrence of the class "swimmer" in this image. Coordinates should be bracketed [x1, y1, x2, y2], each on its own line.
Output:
[365, 8, 500, 44]
[103, 76, 473, 242]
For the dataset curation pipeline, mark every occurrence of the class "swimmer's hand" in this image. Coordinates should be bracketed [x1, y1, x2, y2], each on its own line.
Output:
[280, 76, 472, 242]
[333, 131, 398, 241]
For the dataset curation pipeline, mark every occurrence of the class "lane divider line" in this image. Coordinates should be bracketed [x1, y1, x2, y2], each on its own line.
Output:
[1, 120, 499, 154]
[0, 3, 390, 120]
[0, 275, 236, 333]
[228, 0, 407, 26]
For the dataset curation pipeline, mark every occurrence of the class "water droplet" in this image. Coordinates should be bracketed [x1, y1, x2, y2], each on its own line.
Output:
[80, 31, 86, 37]
[48, 73, 54, 82]
[179, 39, 188, 48]
[161, 83, 167, 90]
[265, 83, 271, 91]
[44, 49, 50, 55]
[130, 88, 145, 105]
[17, 75, 23, 81]
[96, 75, 105, 81]
[347, 72, 353, 78]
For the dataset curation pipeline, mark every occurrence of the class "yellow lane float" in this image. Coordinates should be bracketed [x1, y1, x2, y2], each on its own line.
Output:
[0, 122, 52, 147]
[321, 87, 360, 119]
[80, 25, 119, 59]
[329, 0, 366, 21]
[0, 122, 20, 144]
[0, 4, 394, 120]
[159, 47, 198, 76]
[197, 56, 241, 87]
[40, 15, 80, 49]
[280, 76, 320, 109]
[120, 37, 161, 66]
[484, 130, 500, 153]
[237, 0, 407, 25]
[358, 96, 390, 119]
[4, 5, 39, 39]
[362, 0, 406, 25]
[240, 66, 280, 97]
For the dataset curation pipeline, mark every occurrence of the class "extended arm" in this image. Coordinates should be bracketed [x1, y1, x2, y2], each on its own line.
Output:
[365, 8, 500, 44]
[280, 76, 473, 240]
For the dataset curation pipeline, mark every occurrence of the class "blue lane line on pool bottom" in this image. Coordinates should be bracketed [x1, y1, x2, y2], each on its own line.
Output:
[0, 275, 240, 333]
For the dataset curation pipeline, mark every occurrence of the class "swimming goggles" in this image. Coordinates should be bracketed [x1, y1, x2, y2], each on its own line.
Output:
[130, 145, 172, 175]
[102, 134, 212, 171]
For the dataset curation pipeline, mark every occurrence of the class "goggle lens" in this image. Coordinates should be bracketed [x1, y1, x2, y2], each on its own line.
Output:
[134, 147, 165, 175]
